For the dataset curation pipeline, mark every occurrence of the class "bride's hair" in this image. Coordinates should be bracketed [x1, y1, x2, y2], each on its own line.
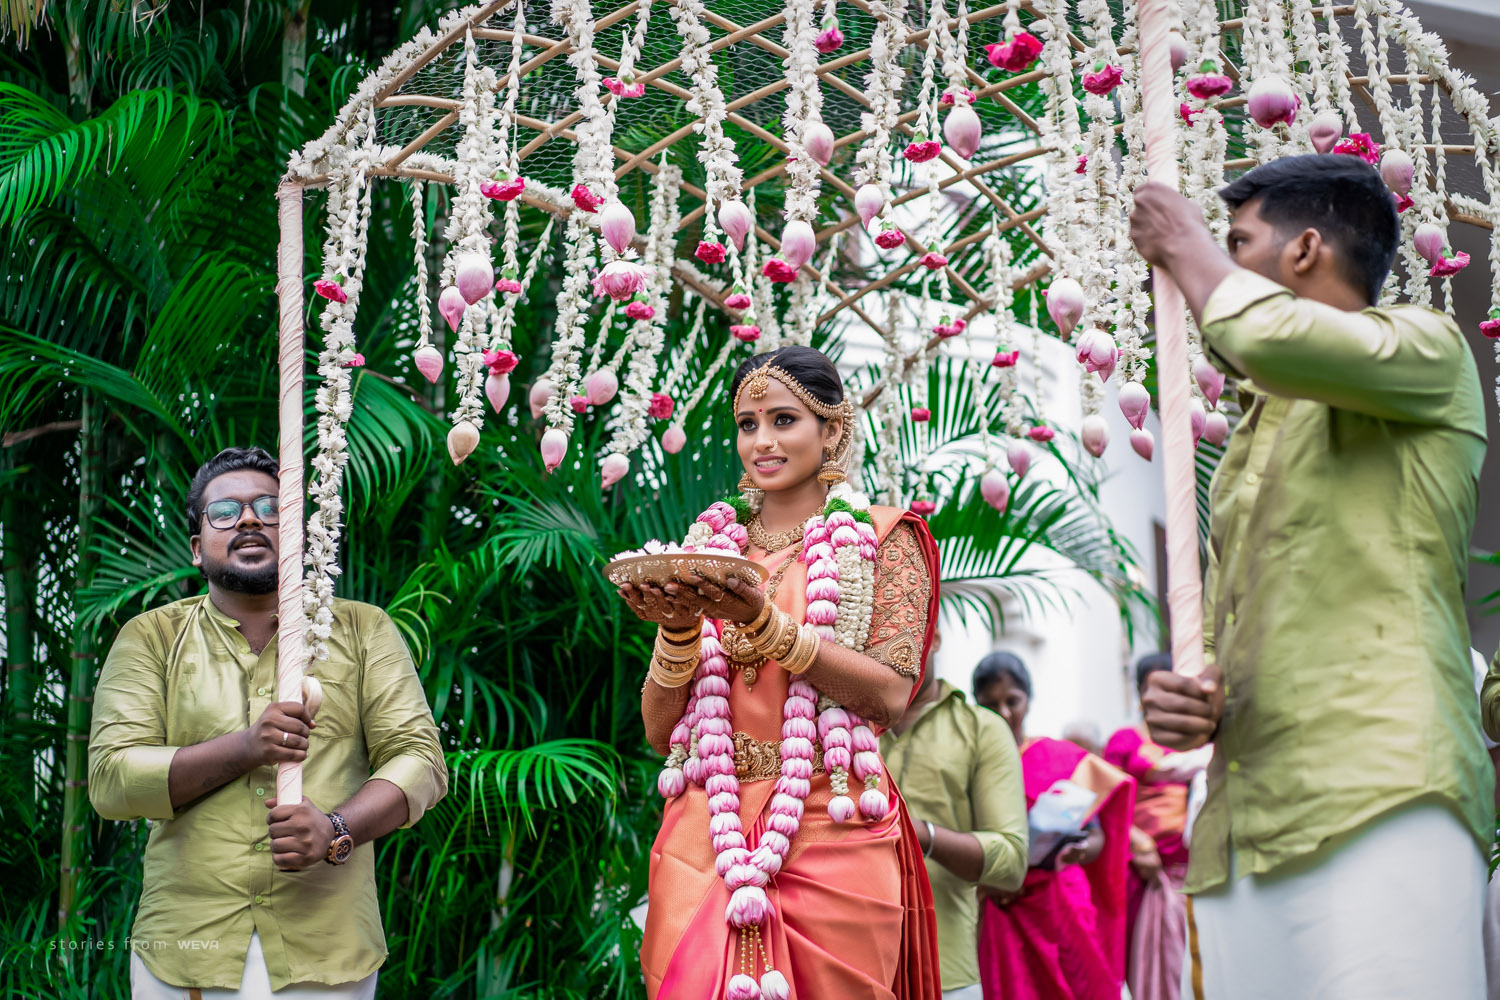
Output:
[729, 345, 845, 413]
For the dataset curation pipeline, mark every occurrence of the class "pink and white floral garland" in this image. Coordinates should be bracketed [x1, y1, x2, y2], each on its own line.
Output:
[655, 486, 882, 999]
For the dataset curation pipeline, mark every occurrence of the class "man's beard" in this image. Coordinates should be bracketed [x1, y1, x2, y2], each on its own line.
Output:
[203, 554, 278, 595]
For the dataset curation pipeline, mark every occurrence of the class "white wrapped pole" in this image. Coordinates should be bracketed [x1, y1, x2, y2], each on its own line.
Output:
[274, 182, 309, 804]
[1137, 0, 1207, 679]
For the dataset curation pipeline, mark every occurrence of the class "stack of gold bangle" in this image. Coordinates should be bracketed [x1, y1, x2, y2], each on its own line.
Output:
[741, 607, 821, 675]
[649, 622, 702, 689]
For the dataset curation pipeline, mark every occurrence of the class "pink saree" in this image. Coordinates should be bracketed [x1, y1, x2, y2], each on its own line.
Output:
[977, 737, 1135, 1000]
[640, 508, 942, 1000]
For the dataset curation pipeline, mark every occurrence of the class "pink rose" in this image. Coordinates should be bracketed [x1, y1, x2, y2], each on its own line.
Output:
[1027, 426, 1055, 443]
[874, 227, 906, 250]
[991, 350, 1020, 368]
[486, 176, 525, 201]
[919, 251, 948, 270]
[495, 278, 523, 294]
[1393, 192, 1414, 213]
[1429, 252, 1470, 277]
[649, 393, 675, 421]
[939, 88, 977, 107]
[983, 31, 1043, 73]
[626, 300, 655, 321]
[1332, 131, 1379, 165]
[1179, 102, 1200, 125]
[341, 353, 364, 368]
[910, 500, 937, 517]
[1186, 73, 1233, 100]
[570, 395, 590, 414]
[903, 140, 941, 163]
[314, 279, 347, 303]
[762, 258, 798, 283]
[814, 24, 844, 53]
[724, 292, 752, 310]
[1075, 154, 1087, 175]
[482, 349, 519, 375]
[571, 184, 603, 213]
[1480, 316, 1500, 339]
[731, 324, 762, 342]
[603, 76, 646, 98]
[1082, 64, 1123, 96]
[695, 241, 727, 264]
[910, 407, 930, 422]
[933, 317, 967, 338]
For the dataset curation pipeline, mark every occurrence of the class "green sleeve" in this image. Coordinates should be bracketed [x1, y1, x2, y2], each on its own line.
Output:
[87, 617, 180, 822]
[1200, 270, 1466, 425]
[358, 608, 448, 827]
[1482, 648, 1500, 744]
[969, 714, 1029, 892]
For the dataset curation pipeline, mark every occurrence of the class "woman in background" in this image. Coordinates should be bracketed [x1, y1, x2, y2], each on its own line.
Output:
[973, 652, 1135, 1000]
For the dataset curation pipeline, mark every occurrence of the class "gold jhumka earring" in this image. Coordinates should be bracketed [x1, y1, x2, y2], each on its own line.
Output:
[817, 449, 846, 486]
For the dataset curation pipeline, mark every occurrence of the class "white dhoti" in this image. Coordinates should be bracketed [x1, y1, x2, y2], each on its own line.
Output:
[941, 985, 984, 1000]
[1184, 802, 1485, 1000]
[130, 931, 378, 1000]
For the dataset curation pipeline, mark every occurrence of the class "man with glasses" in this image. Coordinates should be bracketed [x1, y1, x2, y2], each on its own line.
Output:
[88, 446, 448, 998]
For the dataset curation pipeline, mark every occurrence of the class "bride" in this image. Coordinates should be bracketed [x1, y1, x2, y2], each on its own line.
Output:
[618, 345, 943, 1000]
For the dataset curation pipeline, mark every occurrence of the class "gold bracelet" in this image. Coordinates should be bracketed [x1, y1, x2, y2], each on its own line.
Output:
[742, 598, 773, 635]
[745, 607, 792, 659]
[654, 636, 702, 664]
[659, 622, 703, 644]
[761, 611, 800, 664]
[780, 625, 821, 675]
[648, 655, 697, 689]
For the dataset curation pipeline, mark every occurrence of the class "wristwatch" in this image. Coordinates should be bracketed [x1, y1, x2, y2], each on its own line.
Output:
[325, 812, 353, 865]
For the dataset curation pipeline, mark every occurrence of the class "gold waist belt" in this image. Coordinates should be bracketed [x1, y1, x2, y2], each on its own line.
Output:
[732, 731, 826, 783]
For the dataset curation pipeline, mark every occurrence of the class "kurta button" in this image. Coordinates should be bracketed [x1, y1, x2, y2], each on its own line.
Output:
[257, 687, 268, 696]
[254, 843, 265, 851]
[1228, 761, 1240, 773]
[1245, 472, 1260, 485]
[254, 894, 264, 905]
[256, 787, 265, 796]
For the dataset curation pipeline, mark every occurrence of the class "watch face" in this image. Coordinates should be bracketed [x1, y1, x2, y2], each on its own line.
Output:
[330, 835, 354, 864]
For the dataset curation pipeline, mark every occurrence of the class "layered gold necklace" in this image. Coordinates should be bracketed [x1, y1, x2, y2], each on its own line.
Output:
[746, 514, 805, 553]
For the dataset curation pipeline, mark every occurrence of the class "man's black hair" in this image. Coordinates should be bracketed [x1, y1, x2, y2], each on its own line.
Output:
[973, 651, 1032, 699]
[186, 446, 279, 535]
[1218, 154, 1399, 305]
[1135, 651, 1173, 693]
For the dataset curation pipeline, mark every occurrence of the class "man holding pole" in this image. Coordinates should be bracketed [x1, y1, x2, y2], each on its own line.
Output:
[1129, 156, 1492, 998]
[89, 446, 448, 998]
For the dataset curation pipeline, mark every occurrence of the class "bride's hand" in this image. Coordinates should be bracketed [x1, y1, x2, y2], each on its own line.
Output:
[669, 572, 765, 625]
[617, 582, 702, 631]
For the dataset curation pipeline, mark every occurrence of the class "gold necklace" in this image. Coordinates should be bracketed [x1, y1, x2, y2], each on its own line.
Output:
[721, 540, 804, 691]
[747, 514, 805, 553]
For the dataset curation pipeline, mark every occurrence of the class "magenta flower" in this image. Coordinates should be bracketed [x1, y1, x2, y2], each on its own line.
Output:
[1481, 313, 1500, 338]
[314, 279, 347, 303]
[1393, 192, 1414, 213]
[724, 291, 752, 310]
[341, 353, 364, 368]
[1027, 426, 1055, 443]
[625, 300, 655, 321]
[1429, 252, 1470, 277]
[569, 395, 590, 414]
[873, 226, 906, 250]
[483, 349, 519, 375]
[1179, 102, 1200, 125]
[991, 350, 1020, 368]
[485, 175, 525, 201]
[814, 23, 844, 53]
[695, 240, 727, 264]
[1075, 154, 1087, 175]
[1082, 63, 1123, 96]
[1186, 70, 1233, 100]
[933, 317, 967, 338]
[939, 88, 977, 107]
[910, 407, 931, 422]
[731, 324, 762, 342]
[1332, 132, 1379, 165]
[495, 277, 523, 294]
[983, 31, 1043, 72]
[762, 258, 798, 283]
[903, 140, 942, 163]
[649, 393, 675, 421]
[919, 251, 949, 270]
[571, 184, 603, 213]
[591, 260, 649, 301]
[910, 499, 937, 517]
[603, 76, 646, 98]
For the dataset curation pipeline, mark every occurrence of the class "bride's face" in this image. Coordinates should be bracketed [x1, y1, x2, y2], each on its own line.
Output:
[735, 378, 843, 493]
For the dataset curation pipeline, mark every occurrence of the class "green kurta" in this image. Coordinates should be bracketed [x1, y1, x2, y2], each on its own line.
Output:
[88, 596, 448, 990]
[1186, 269, 1492, 894]
[880, 681, 1028, 990]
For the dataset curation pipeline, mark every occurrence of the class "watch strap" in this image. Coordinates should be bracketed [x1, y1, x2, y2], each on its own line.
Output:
[327, 811, 351, 839]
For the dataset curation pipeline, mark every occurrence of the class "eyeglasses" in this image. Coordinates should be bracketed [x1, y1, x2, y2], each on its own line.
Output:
[202, 495, 279, 530]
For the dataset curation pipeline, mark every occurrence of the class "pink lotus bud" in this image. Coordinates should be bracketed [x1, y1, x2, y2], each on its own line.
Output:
[1119, 380, 1151, 430]
[1308, 110, 1343, 153]
[1130, 427, 1156, 461]
[780, 220, 816, 270]
[727, 974, 760, 1000]
[1379, 149, 1414, 196]
[855, 184, 885, 227]
[529, 378, 557, 419]
[1194, 356, 1226, 408]
[724, 291, 752, 310]
[455, 253, 495, 305]
[762, 258, 797, 282]
[814, 22, 844, 53]
[760, 969, 791, 1000]
[447, 420, 480, 465]
[540, 428, 568, 473]
[414, 345, 444, 384]
[942, 103, 982, 159]
[718, 200, 754, 252]
[570, 394, 590, 414]
[803, 121, 835, 167]
[1413, 223, 1446, 264]
[585, 369, 619, 406]
[859, 787, 890, 820]
[438, 285, 467, 332]
[591, 260, 649, 302]
[600, 453, 630, 489]
[1168, 30, 1191, 72]
[980, 469, 1010, 512]
[1007, 441, 1031, 478]
[910, 407, 930, 422]
[827, 795, 856, 823]
[725, 885, 771, 927]
[657, 766, 685, 798]
[1246, 77, 1300, 128]
[484, 373, 510, 413]
[1075, 328, 1118, 382]
[625, 300, 655, 321]
[570, 184, 602, 213]
[313, 278, 347, 303]
[1189, 398, 1207, 445]
[1081, 414, 1109, 458]
[598, 201, 636, 254]
[1044, 277, 1085, 337]
[696, 240, 727, 264]
[1203, 410, 1230, 446]
[1027, 425, 1055, 443]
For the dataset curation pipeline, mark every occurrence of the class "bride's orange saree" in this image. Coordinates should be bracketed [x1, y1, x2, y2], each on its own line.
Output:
[640, 506, 942, 1000]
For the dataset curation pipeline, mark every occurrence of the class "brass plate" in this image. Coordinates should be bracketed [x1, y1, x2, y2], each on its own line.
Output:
[602, 551, 769, 590]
